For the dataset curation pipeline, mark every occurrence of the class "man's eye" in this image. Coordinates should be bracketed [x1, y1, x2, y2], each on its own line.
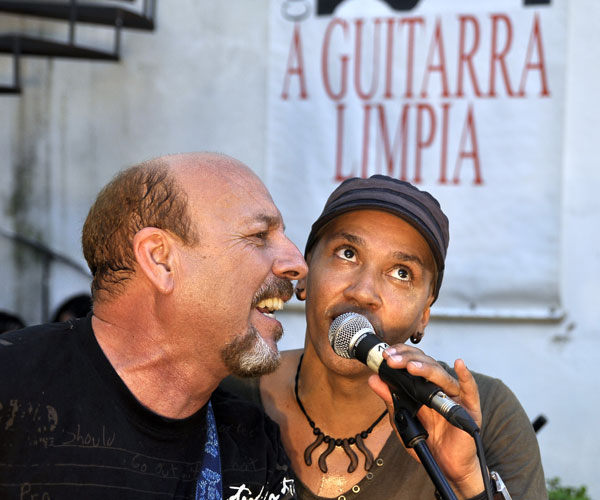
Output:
[252, 232, 268, 242]
[390, 267, 410, 281]
[335, 247, 357, 262]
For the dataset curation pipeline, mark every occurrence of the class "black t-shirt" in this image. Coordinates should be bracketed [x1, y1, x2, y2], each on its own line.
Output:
[0, 317, 295, 499]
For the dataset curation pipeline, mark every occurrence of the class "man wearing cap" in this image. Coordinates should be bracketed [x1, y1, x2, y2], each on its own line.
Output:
[223, 175, 546, 499]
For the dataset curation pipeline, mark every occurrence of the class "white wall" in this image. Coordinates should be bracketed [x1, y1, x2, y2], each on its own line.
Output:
[0, 0, 270, 323]
[0, 0, 598, 496]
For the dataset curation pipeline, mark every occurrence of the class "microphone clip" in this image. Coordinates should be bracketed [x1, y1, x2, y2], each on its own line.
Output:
[390, 393, 459, 500]
[391, 392, 428, 449]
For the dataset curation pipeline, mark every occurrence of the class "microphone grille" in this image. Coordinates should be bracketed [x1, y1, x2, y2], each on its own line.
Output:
[328, 312, 374, 358]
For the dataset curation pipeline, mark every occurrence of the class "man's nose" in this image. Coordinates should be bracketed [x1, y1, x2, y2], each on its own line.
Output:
[273, 236, 308, 280]
[343, 267, 383, 309]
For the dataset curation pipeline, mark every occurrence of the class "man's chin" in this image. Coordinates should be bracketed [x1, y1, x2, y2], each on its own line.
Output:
[221, 326, 282, 378]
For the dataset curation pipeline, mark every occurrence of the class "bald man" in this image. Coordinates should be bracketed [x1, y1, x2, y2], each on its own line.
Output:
[0, 153, 307, 499]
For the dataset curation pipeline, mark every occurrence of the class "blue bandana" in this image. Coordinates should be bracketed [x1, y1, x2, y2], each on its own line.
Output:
[195, 401, 222, 500]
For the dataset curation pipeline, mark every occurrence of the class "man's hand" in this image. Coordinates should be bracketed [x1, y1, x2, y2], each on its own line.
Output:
[367, 344, 485, 499]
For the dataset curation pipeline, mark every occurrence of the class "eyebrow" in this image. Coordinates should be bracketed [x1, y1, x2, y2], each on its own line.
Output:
[248, 213, 285, 230]
[392, 251, 425, 268]
[327, 231, 366, 247]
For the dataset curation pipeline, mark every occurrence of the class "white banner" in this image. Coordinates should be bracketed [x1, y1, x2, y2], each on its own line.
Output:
[266, 0, 566, 316]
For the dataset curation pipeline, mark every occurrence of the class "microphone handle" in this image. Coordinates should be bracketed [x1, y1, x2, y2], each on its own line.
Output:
[353, 334, 479, 436]
[378, 360, 441, 405]
[353, 333, 441, 404]
[380, 361, 479, 436]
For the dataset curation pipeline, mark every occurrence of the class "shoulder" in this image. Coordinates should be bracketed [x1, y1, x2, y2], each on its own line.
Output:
[439, 362, 546, 499]
[438, 361, 522, 418]
[0, 320, 83, 372]
[262, 349, 303, 392]
[465, 369, 529, 430]
[0, 317, 95, 405]
[0, 321, 70, 347]
[260, 349, 303, 419]
[437, 362, 536, 450]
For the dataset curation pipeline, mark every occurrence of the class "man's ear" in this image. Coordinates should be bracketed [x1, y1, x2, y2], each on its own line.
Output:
[295, 250, 312, 301]
[295, 277, 307, 301]
[133, 227, 175, 295]
[417, 294, 435, 332]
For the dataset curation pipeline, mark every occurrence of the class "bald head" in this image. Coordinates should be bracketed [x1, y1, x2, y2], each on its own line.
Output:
[168, 152, 270, 204]
[171, 152, 274, 220]
[82, 152, 263, 302]
[166, 152, 255, 177]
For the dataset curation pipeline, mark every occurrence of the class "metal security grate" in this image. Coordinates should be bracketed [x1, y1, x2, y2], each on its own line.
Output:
[0, 0, 156, 94]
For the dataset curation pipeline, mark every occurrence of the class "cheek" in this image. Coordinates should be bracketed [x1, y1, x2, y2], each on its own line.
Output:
[227, 253, 267, 289]
[386, 294, 426, 322]
[308, 258, 351, 293]
[305, 276, 337, 314]
[380, 312, 420, 344]
[381, 290, 429, 331]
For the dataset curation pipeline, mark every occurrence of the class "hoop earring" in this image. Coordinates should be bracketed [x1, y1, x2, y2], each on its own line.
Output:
[410, 332, 424, 344]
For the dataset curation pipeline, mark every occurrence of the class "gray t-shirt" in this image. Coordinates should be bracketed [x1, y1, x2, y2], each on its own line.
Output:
[222, 363, 547, 500]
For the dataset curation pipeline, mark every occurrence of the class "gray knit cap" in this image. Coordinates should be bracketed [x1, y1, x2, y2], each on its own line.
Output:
[305, 175, 449, 302]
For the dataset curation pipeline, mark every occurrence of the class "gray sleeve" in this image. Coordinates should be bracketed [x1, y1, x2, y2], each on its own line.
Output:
[475, 373, 548, 500]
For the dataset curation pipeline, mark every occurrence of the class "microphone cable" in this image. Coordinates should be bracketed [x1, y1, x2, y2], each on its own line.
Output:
[474, 430, 494, 500]
[330, 312, 496, 500]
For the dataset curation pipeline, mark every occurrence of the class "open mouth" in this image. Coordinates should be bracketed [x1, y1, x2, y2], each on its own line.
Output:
[255, 297, 285, 318]
[328, 310, 382, 336]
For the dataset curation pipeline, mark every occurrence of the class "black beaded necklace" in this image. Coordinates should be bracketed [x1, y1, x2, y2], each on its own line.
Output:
[294, 354, 388, 474]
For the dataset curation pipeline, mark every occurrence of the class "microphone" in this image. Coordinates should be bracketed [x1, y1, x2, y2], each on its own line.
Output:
[328, 312, 479, 436]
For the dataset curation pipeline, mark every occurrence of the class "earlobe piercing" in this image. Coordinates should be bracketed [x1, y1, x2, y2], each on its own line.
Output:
[410, 331, 424, 344]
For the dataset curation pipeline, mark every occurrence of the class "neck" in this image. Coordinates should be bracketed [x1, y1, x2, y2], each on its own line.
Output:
[91, 304, 223, 419]
[273, 346, 393, 498]
[296, 352, 388, 470]
[297, 344, 388, 432]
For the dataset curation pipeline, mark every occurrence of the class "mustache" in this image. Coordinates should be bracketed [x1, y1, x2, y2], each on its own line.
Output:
[328, 306, 384, 337]
[251, 276, 294, 309]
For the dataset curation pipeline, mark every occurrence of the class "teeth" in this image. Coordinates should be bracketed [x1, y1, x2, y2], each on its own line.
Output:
[256, 297, 284, 312]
